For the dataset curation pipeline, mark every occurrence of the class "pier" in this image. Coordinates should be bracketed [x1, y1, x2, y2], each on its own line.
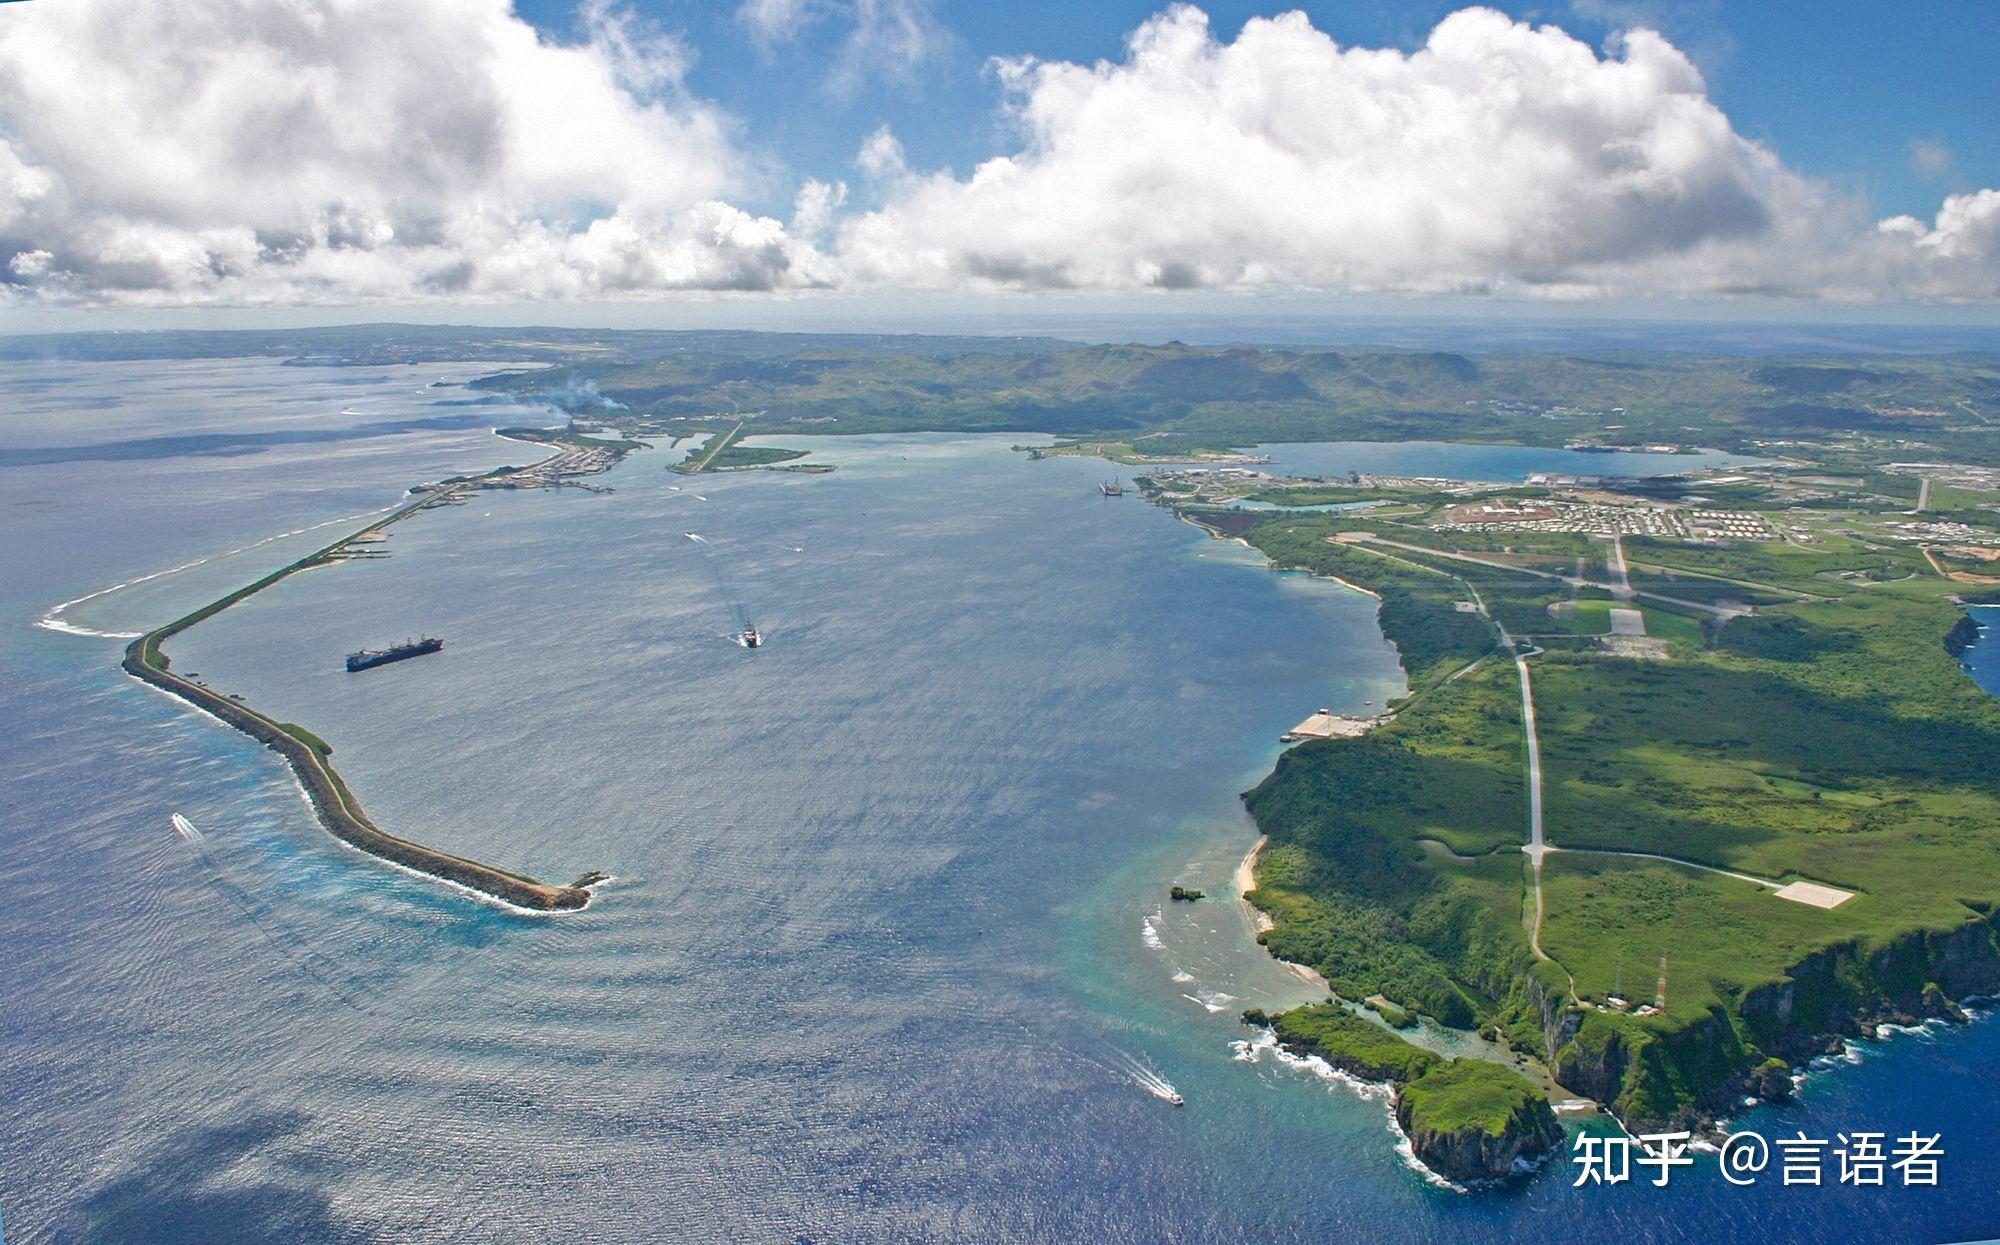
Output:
[1281, 708, 1382, 742]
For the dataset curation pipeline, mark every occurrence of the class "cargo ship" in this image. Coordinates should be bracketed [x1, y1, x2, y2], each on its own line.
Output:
[346, 636, 443, 672]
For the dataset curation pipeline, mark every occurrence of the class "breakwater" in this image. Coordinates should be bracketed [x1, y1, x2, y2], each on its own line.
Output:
[122, 493, 600, 912]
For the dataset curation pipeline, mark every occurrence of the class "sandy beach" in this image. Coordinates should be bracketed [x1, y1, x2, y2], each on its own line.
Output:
[1236, 835, 1331, 991]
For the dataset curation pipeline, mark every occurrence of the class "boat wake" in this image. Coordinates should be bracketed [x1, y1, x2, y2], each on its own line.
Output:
[684, 531, 759, 643]
[1100, 1045, 1185, 1106]
[165, 811, 375, 1014]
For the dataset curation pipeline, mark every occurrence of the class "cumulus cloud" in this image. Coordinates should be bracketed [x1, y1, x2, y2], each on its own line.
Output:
[837, 5, 2000, 301]
[1, 1, 1995, 307]
[0, 0, 831, 305]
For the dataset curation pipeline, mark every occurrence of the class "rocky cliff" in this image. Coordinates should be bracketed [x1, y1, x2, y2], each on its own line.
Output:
[1548, 909, 2000, 1131]
[1393, 1059, 1564, 1183]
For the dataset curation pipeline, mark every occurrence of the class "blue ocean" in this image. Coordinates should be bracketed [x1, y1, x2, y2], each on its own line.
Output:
[1, 358, 1993, 1243]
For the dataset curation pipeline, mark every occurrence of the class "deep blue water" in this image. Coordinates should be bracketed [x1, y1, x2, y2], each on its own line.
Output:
[0, 359, 1994, 1243]
[1965, 606, 2000, 697]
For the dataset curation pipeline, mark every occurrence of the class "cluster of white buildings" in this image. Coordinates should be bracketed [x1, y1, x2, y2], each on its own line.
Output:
[1880, 518, 2000, 546]
[1440, 500, 1773, 540]
[1685, 511, 1776, 541]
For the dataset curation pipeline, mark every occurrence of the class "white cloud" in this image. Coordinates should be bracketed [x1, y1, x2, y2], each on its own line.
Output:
[1910, 138, 1956, 182]
[1, 1, 1994, 308]
[837, 5, 2000, 301]
[854, 126, 911, 183]
[790, 178, 849, 240]
[0, 0, 830, 305]
[736, 0, 947, 91]
[738, 0, 814, 46]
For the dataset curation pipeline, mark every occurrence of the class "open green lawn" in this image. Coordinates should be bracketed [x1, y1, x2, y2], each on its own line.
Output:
[1540, 854, 1860, 1024]
[1639, 606, 1706, 646]
[1626, 533, 1926, 596]
[1546, 597, 1613, 635]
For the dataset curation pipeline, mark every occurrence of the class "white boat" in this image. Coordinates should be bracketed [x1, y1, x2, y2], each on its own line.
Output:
[738, 626, 761, 648]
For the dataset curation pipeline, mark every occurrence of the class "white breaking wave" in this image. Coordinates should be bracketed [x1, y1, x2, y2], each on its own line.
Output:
[38, 505, 392, 639]
[1231, 1028, 1465, 1192]
[1180, 989, 1235, 1014]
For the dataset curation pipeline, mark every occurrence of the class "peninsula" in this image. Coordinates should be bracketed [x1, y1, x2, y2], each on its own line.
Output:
[671, 422, 828, 474]
[1246, 1003, 1563, 1182]
[1213, 462, 2000, 1141]
[122, 429, 633, 911]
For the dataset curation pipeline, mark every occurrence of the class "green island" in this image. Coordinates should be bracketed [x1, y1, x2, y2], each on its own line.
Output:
[38, 324, 2000, 1179]
[121, 434, 622, 912]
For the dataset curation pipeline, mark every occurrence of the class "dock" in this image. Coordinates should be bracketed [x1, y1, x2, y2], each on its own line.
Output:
[1281, 708, 1381, 742]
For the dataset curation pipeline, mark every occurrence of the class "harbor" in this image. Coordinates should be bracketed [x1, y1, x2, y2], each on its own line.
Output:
[116, 436, 609, 913]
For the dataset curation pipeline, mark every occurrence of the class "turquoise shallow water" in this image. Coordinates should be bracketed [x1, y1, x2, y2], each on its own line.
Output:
[0, 359, 1994, 1243]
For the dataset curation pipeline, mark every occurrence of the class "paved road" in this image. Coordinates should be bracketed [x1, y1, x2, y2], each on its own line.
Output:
[686, 420, 747, 473]
[1605, 534, 1633, 600]
[1513, 641, 1554, 961]
[1349, 533, 1752, 619]
[1570, 848, 1783, 890]
[1455, 577, 1555, 962]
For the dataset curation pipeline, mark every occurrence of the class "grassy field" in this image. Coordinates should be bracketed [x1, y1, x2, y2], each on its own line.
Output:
[1539, 856, 1858, 1022]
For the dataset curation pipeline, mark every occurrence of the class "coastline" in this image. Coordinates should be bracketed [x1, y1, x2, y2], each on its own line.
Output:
[1236, 835, 1329, 991]
[1310, 569, 1384, 601]
[116, 447, 606, 913]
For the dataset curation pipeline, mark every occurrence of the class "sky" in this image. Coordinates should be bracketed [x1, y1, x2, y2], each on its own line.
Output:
[0, 0, 1995, 328]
